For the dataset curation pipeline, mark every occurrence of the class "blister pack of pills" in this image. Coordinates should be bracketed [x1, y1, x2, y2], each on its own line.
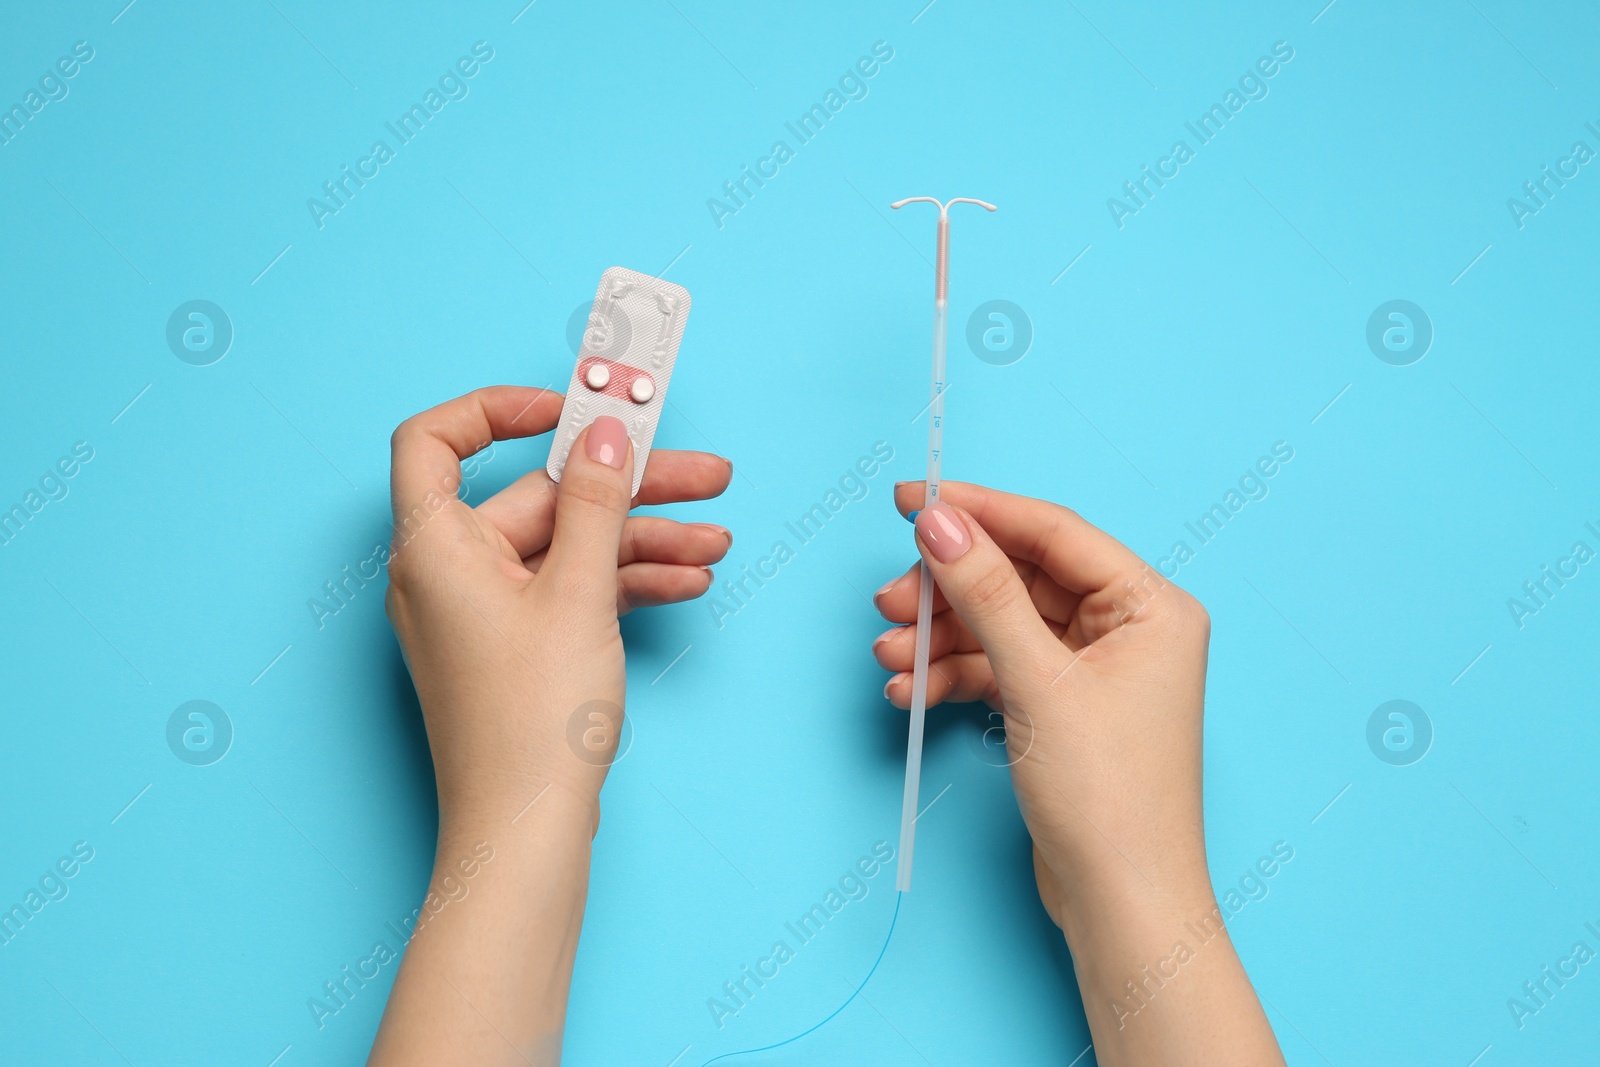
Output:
[546, 266, 691, 497]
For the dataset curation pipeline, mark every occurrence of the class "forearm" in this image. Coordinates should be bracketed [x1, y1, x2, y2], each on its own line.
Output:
[1061, 868, 1284, 1067]
[368, 785, 597, 1067]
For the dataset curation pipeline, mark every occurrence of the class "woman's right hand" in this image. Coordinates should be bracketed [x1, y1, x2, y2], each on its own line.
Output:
[873, 481, 1283, 1066]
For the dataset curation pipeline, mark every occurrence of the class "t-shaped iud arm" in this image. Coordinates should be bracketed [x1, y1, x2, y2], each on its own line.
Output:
[890, 197, 997, 304]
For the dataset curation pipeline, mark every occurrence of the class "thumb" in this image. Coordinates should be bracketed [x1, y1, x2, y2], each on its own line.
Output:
[913, 502, 1057, 678]
[543, 416, 635, 597]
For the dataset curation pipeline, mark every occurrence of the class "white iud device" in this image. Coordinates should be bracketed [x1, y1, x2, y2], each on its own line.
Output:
[547, 266, 691, 497]
[890, 196, 996, 893]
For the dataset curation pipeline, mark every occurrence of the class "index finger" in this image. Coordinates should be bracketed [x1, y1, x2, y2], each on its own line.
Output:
[892, 480, 1142, 594]
[390, 386, 564, 519]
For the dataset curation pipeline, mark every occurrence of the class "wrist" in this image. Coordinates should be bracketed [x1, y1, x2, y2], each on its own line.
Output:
[1060, 874, 1218, 948]
[425, 694, 623, 835]
[425, 780, 598, 930]
[438, 772, 600, 846]
[1049, 842, 1216, 950]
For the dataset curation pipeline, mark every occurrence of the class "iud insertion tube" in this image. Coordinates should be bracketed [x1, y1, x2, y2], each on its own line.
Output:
[889, 196, 995, 892]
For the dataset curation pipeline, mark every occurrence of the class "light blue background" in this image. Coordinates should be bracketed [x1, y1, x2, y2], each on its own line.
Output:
[2, 1, 1596, 1064]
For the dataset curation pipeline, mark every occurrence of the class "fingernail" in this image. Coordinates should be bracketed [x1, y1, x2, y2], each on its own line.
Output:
[905, 509, 919, 524]
[586, 416, 627, 469]
[693, 522, 733, 544]
[915, 503, 971, 563]
[874, 577, 897, 601]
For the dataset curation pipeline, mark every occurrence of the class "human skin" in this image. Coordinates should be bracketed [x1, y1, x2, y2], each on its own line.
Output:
[368, 384, 1280, 1065]
[368, 387, 732, 1066]
[873, 481, 1284, 1067]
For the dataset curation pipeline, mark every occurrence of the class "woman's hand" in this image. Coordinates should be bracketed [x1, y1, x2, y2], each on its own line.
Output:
[873, 481, 1283, 1067]
[874, 480, 1209, 926]
[384, 385, 731, 823]
[370, 386, 731, 1067]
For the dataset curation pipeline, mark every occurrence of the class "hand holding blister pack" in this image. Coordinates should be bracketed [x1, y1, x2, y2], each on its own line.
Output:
[548, 266, 691, 497]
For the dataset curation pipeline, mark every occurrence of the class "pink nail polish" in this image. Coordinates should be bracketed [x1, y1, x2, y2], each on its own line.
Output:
[874, 578, 897, 601]
[915, 503, 971, 563]
[586, 416, 628, 469]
